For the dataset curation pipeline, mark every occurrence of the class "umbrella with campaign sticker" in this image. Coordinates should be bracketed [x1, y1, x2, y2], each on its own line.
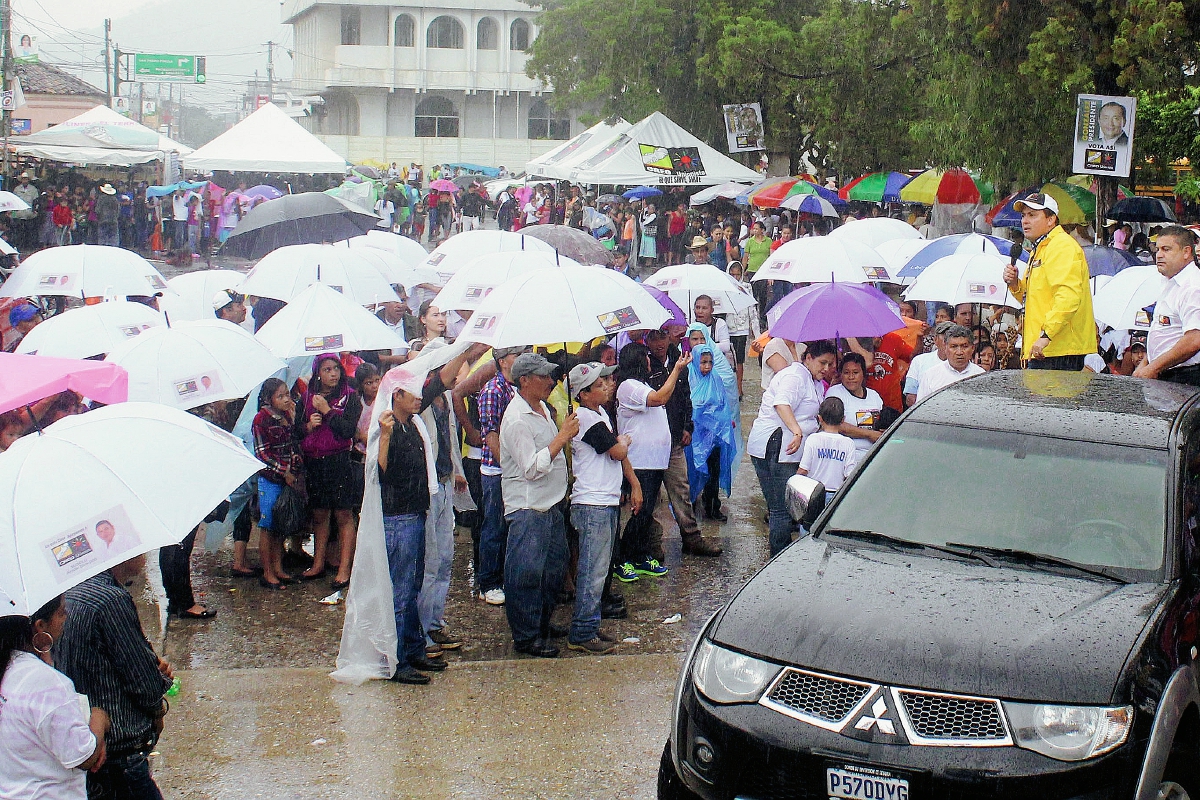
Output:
[0, 244, 174, 299]
[255, 282, 405, 358]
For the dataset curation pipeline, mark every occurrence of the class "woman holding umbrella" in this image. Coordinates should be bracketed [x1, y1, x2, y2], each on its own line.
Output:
[0, 596, 111, 797]
[298, 355, 363, 589]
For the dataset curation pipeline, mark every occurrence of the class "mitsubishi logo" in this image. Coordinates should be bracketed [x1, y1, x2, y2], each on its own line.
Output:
[854, 696, 896, 735]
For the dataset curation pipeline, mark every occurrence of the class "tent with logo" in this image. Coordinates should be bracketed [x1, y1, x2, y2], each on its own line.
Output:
[525, 117, 631, 179]
[182, 102, 348, 175]
[560, 112, 760, 187]
[12, 104, 192, 166]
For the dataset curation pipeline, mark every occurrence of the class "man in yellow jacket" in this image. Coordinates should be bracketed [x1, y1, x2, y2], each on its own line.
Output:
[1002, 192, 1095, 370]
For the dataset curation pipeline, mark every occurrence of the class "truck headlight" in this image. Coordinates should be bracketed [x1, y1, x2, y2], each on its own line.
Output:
[1004, 703, 1132, 761]
[691, 640, 780, 704]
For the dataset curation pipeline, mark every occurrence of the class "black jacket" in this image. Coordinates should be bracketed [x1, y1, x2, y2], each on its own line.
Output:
[649, 345, 693, 445]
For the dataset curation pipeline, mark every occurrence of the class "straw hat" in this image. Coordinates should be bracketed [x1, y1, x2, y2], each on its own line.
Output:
[687, 235, 709, 250]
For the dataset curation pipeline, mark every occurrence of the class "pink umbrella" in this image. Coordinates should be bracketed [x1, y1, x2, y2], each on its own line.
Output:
[0, 353, 128, 415]
[514, 186, 534, 205]
[429, 179, 458, 192]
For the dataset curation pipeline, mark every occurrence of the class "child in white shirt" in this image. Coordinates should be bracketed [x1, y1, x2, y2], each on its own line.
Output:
[798, 397, 859, 502]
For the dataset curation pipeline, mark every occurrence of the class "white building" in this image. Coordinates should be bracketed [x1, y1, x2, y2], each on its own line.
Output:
[282, 0, 577, 167]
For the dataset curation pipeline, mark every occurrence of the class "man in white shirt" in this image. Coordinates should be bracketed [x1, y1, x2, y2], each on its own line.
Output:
[499, 353, 579, 658]
[170, 190, 189, 251]
[904, 321, 954, 406]
[916, 325, 984, 402]
[1134, 226, 1200, 386]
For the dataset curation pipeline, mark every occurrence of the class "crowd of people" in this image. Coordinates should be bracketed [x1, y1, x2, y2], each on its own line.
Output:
[3, 167, 1200, 799]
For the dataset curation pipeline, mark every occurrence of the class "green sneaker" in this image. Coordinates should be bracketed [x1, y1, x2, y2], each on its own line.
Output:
[613, 562, 640, 582]
[633, 558, 668, 577]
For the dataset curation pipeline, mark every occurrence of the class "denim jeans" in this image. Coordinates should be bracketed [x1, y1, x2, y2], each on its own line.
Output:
[503, 507, 568, 646]
[383, 512, 427, 664]
[752, 429, 797, 556]
[570, 504, 618, 644]
[478, 473, 508, 592]
[619, 469, 664, 564]
[418, 478, 454, 636]
[87, 750, 164, 800]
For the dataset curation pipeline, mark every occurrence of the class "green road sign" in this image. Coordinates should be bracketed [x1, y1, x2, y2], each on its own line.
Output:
[134, 54, 204, 82]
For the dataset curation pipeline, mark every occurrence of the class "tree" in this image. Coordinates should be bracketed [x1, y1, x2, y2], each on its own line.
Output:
[1135, 87, 1200, 186]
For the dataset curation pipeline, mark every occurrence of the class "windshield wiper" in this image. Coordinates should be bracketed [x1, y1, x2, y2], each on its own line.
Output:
[942, 543, 1131, 584]
[821, 528, 995, 565]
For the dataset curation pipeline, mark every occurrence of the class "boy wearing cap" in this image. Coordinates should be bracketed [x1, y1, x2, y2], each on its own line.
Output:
[1002, 192, 1094, 370]
[567, 362, 641, 654]
[213, 290, 247, 325]
[5, 303, 41, 352]
[499, 353, 579, 658]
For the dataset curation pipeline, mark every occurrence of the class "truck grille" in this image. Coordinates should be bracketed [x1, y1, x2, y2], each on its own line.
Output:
[895, 688, 1010, 743]
[762, 668, 873, 726]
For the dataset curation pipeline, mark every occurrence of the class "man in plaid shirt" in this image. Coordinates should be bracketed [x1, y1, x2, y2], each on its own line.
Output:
[475, 346, 526, 605]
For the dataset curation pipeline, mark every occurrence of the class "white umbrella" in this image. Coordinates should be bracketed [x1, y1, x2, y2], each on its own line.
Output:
[0, 244, 173, 299]
[0, 191, 30, 213]
[0, 402, 264, 616]
[433, 251, 577, 312]
[903, 253, 1022, 307]
[15, 300, 164, 359]
[828, 217, 923, 249]
[461, 264, 670, 348]
[239, 243, 401, 306]
[1091, 266, 1165, 330]
[753, 237, 891, 284]
[105, 320, 286, 410]
[779, 193, 839, 217]
[158, 269, 246, 323]
[254, 282, 406, 358]
[646, 263, 756, 318]
[415, 229, 557, 285]
[345, 230, 429, 267]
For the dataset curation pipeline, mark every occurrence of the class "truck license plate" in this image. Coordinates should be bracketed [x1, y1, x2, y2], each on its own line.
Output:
[826, 765, 910, 800]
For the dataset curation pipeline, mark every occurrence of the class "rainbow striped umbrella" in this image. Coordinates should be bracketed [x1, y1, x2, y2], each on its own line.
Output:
[899, 169, 994, 205]
[839, 172, 912, 203]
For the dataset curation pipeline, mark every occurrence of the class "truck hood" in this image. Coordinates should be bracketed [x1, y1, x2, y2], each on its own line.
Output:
[712, 536, 1167, 704]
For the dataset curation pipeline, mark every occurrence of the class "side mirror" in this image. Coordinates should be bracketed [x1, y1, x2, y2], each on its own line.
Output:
[785, 474, 826, 528]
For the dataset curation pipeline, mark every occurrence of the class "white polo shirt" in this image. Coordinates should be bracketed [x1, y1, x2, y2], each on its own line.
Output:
[747, 362, 823, 463]
[903, 350, 943, 397]
[616, 379, 671, 470]
[1148, 262, 1200, 369]
[916, 360, 984, 403]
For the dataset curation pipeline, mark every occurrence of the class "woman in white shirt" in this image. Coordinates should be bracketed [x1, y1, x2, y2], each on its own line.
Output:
[0, 595, 109, 800]
[825, 352, 884, 455]
[746, 340, 838, 555]
[613, 342, 691, 582]
[760, 337, 805, 390]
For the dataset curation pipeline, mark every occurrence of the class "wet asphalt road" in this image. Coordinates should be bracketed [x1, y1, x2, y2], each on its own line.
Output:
[138, 245, 777, 798]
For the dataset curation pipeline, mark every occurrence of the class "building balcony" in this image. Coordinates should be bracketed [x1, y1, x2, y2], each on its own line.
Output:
[319, 44, 543, 93]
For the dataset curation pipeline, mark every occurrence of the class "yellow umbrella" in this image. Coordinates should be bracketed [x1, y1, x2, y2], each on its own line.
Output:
[1039, 183, 1090, 225]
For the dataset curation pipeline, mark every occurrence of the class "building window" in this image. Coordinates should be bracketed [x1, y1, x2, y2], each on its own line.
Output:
[427, 16, 464, 49]
[325, 94, 360, 136]
[528, 99, 569, 140]
[394, 14, 414, 47]
[510, 19, 530, 51]
[477, 17, 498, 50]
[415, 95, 459, 137]
[340, 7, 361, 46]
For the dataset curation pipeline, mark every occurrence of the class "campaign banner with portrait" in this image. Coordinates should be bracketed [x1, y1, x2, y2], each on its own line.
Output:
[1072, 94, 1136, 178]
[12, 33, 38, 64]
[722, 103, 765, 153]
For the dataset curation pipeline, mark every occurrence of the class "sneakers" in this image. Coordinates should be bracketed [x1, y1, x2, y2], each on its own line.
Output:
[632, 558, 668, 577]
[613, 563, 639, 583]
[479, 588, 506, 605]
[568, 637, 617, 655]
[429, 628, 462, 650]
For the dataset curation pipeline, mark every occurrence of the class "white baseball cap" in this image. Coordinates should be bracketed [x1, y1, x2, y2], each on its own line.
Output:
[567, 361, 616, 399]
[1013, 192, 1059, 216]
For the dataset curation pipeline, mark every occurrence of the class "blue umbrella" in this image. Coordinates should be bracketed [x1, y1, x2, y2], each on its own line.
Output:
[780, 193, 839, 217]
[1108, 196, 1177, 223]
[897, 233, 1028, 278]
[623, 186, 664, 200]
[1082, 245, 1141, 277]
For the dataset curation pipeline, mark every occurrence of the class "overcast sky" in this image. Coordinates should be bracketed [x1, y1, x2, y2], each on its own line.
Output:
[14, 0, 290, 112]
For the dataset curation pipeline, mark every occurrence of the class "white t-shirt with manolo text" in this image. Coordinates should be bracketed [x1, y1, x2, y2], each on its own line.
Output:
[799, 430, 859, 492]
[747, 362, 824, 464]
[916, 359, 985, 403]
[903, 350, 943, 397]
[571, 405, 623, 506]
[0, 652, 95, 800]
[825, 384, 884, 455]
[616, 379, 672, 471]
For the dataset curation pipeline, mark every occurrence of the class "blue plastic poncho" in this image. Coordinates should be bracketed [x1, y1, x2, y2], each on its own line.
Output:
[684, 332, 742, 501]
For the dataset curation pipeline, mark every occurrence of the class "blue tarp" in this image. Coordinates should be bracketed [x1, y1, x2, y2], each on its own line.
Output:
[442, 163, 500, 178]
[146, 180, 208, 199]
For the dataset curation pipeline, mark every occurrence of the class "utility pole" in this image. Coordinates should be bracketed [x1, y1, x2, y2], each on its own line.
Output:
[112, 44, 122, 111]
[103, 19, 112, 103]
[266, 41, 275, 103]
[2, 0, 11, 181]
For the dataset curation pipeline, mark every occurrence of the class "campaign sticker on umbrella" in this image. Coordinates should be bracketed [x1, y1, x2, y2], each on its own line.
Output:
[305, 334, 345, 352]
[119, 325, 150, 338]
[427, 253, 446, 266]
[597, 307, 641, 333]
[42, 505, 141, 584]
[174, 372, 224, 401]
[765, 261, 790, 274]
[465, 285, 494, 301]
[469, 314, 501, 333]
[146, 274, 168, 291]
[38, 274, 76, 292]
[862, 267, 892, 281]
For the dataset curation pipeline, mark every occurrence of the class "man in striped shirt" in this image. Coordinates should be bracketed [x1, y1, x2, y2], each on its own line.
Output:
[55, 555, 174, 800]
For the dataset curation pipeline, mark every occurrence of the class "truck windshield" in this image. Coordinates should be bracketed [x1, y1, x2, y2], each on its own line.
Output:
[825, 421, 1167, 580]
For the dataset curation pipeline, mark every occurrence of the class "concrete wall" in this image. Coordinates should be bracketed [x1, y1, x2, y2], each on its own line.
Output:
[318, 134, 560, 170]
[19, 95, 107, 133]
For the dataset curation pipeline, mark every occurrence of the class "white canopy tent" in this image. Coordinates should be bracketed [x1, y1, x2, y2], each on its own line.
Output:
[183, 103, 348, 174]
[524, 118, 631, 180]
[12, 105, 192, 167]
[563, 112, 761, 187]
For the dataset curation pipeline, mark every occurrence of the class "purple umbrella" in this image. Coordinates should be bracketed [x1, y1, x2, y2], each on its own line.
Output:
[767, 283, 905, 341]
[641, 284, 686, 327]
[245, 184, 284, 201]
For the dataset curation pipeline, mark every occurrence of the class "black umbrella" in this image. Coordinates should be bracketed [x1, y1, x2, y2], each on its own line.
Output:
[452, 174, 482, 189]
[1082, 244, 1141, 277]
[352, 165, 382, 180]
[520, 224, 614, 266]
[220, 193, 379, 259]
[597, 194, 623, 205]
[1107, 196, 1177, 223]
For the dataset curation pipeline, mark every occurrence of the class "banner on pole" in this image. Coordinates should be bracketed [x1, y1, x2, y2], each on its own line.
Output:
[722, 103, 764, 153]
[1072, 95, 1136, 178]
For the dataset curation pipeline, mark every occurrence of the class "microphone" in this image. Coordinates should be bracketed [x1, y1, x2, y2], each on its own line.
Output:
[1008, 242, 1022, 267]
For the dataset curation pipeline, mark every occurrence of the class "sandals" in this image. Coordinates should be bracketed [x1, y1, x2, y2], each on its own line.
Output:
[178, 608, 217, 619]
[330, 578, 351, 591]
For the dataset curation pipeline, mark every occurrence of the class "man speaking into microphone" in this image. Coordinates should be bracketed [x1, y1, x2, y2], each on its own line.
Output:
[1002, 192, 1094, 370]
